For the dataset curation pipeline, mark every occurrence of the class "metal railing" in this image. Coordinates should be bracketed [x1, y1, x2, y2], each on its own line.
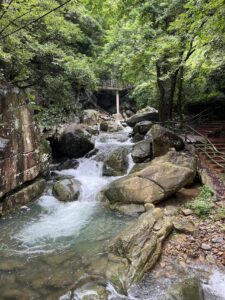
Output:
[99, 80, 133, 90]
[163, 120, 225, 171]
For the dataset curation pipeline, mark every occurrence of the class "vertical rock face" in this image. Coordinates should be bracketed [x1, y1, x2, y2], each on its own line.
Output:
[0, 86, 50, 200]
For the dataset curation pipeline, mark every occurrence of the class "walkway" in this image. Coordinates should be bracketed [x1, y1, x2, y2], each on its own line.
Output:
[194, 121, 225, 176]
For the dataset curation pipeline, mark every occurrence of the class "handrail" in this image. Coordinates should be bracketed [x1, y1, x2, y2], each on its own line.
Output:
[163, 120, 225, 170]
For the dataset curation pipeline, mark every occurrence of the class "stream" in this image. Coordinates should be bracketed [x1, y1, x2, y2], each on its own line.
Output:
[0, 126, 225, 299]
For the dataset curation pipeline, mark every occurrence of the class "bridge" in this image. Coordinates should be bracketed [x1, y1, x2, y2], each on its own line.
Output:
[99, 80, 133, 115]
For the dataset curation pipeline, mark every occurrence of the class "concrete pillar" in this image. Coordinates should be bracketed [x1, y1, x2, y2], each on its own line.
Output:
[116, 90, 120, 114]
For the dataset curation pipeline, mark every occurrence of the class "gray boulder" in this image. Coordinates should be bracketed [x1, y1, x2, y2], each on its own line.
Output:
[103, 148, 129, 176]
[102, 150, 196, 206]
[132, 133, 145, 143]
[149, 124, 184, 157]
[127, 108, 159, 127]
[55, 125, 94, 159]
[106, 207, 173, 292]
[133, 121, 153, 135]
[131, 140, 152, 163]
[53, 178, 81, 202]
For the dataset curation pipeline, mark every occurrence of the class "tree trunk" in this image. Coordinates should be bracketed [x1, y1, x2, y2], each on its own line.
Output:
[177, 66, 184, 121]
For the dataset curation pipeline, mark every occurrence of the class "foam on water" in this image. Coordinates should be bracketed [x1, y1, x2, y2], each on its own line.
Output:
[12, 128, 134, 254]
[204, 269, 225, 299]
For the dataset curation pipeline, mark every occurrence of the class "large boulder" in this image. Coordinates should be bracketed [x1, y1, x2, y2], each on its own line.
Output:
[127, 108, 159, 127]
[53, 178, 81, 202]
[149, 124, 184, 157]
[50, 124, 95, 159]
[0, 86, 50, 200]
[0, 179, 46, 217]
[102, 150, 196, 206]
[133, 121, 153, 135]
[131, 140, 152, 163]
[81, 109, 101, 126]
[103, 148, 129, 176]
[106, 207, 173, 292]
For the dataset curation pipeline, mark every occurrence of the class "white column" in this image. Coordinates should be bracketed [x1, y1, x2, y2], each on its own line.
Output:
[116, 90, 120, 114]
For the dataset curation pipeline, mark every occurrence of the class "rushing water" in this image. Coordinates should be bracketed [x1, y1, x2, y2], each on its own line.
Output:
[0, 126, 225, 300]
[0, 127, 134, 299]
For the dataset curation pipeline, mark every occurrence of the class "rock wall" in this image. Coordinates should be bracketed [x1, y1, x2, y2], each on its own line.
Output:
[0, 85, 50, 213]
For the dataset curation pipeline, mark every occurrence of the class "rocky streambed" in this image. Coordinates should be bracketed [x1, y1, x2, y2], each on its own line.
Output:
[0, 119, 225, 300]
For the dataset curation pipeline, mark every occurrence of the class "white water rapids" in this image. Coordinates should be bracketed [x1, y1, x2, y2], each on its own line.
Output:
[0, 126, 225, 299]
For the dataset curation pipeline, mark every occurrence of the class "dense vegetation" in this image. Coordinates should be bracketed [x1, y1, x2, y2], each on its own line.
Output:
[0, 0, 225, 123]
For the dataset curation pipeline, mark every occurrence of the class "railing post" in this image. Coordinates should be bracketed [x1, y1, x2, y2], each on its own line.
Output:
[116, 90, 120, 114]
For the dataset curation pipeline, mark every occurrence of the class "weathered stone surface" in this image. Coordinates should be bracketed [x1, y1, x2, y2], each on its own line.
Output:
[81, 109, 101, 126]
[150, 124, 185, 157]
[127, 108, 159, 127]
[109, 203, 146, 215]
[106, 208, 173, 291]
[173, 217, 196, 234]
[50, 124, 95, 159]
[165, 278, 204, 300]
[103, 148, 129, 176]
[131, 140, 152, 163]
[102, 150, 196, 205]
[133, 121, 153, 135]
[53, 178, 81, 202]
[132, 133, 145, 143]
[129, 162, 151, 174]
[0, 86, 50, 201]
[57, 159, 79, 171]
[0, 179, 46, 216]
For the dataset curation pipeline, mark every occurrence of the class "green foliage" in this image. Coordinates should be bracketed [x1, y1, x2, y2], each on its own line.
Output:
[185, 186, 214, 217]
[0, 0, 103, 125]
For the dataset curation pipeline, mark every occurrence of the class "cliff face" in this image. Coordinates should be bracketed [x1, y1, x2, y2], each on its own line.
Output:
[0, 86, 50, 213]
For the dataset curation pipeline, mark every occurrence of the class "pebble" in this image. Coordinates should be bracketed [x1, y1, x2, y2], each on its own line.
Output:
[212, 237, 223, 244]
[181, 209, 193, 216]
[201, 243, 212, 251]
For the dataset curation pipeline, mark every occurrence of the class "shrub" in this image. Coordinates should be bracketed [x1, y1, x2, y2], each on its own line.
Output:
[186, 186, 214, 217]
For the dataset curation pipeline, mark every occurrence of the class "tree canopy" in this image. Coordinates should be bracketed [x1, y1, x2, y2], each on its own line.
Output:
[0, 0, 225, 123]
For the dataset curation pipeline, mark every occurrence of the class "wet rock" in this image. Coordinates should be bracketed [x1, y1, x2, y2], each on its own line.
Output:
[131, 140, 152, 163]
[74, 284, 108, 300]
[85, 148, 99, 158]
[133, 121, 153, 135]
[100, 122, 108, 132]
[102, 150, 196, 205]
[150, 124, 184, 157]
[0, 288, 34, 300]
[108, 122, 123, 132]
[0, 179, 46, 216]
[103, 148, 129, 176]
[127, 108, 159, 127]
[106, 207, 173, 292]
[0, 259, 25, 272]
[53, 125, 95, 159]
[173, 218, 196, 234]
[57, 159, 79, 171]
[166, 278, 204, 300]
[53, 178, 81, 202]
[132, 133, 145, 143]
[109, 203, 146, 215]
